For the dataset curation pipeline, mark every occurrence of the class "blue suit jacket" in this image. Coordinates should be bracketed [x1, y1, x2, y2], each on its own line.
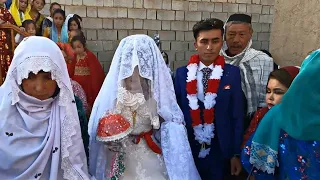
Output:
[174, 64, 244, 159]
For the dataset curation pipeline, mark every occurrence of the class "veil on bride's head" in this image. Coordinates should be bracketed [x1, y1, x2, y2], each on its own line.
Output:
[88, 34, 200, 180]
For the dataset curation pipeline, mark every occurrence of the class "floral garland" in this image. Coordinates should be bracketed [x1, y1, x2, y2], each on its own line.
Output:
[186, 54, 225, 158]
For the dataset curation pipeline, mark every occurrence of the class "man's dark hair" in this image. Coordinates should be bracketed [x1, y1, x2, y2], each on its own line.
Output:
[50, 2, 61, 10]
[192, 18, 224, 40]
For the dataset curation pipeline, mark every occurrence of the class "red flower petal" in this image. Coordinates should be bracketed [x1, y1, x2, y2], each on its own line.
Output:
[186, 80, 198, 94]
[190, 109, 201, 126]
[203, 108, 214, 124]
[188, 54, 201, 65]
[207, 79, 220, 93]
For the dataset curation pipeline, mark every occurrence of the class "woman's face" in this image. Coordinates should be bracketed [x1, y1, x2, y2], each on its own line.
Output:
[53, 13, 64, 28]
[265, 78, 288, 109]
[69, 20, 78, 31]
[32, 0, 44, 12]
[72, 40, 85, 55]
[21, 71, 57, 100]
[19, 0, 28, 12]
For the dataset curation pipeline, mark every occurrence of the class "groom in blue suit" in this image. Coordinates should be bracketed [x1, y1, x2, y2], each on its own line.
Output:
[174, 18, 244, 180]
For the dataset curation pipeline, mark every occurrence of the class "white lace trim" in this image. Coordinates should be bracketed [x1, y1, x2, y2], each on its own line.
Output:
[7, 56, 82, 179]
[249, 141, 279, 174]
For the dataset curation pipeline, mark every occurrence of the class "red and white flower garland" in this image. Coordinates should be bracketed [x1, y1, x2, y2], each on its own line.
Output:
[186, 54, 225, 158]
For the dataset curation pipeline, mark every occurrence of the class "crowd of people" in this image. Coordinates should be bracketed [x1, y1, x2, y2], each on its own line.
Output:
[0, 0, 320, 180]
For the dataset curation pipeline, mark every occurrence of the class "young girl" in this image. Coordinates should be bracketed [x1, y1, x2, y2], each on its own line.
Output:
[9, 0, 31, 26]
[43, 9, 68, 43]
[0, 36, 91, 179]
[41, 2, 60, 35]
[15, 19, 36, 43]
[68, 16, 81, 31]
[30, 0, 45, 35]
[58, 29, 84, 77]
[71, 35, 105, 111]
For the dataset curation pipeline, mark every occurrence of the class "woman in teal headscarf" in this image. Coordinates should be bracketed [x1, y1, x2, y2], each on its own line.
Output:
[241, 50, 320, 179]
[43, 9, 68, 43]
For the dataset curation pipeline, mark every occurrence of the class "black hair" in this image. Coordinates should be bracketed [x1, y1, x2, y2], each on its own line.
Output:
[53, 9, 65, 19]
[71, 34, 86, 48]
[192, 18, 224, 40]
[34, 0, 46, 4]
[268, 69, 293, 89]
[73, 14, 82, 22]
[161, 51, 169, 65]
[50, 2, 61, 10]
[261, 49, 272, 57]
[22, 20, 35, 29]
[68, 17, 82, 31]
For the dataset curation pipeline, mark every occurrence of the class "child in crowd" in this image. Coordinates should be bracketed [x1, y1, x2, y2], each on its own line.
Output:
[70, 34, 105, 111]
[41, 2, 61, 34]
[29, 0, 45, 35]
[9, 0, 31, 26]
[15, 20, 36, 43]
[43, 9, 68, 43]
[68, 16, 81, 31]
[58, 29, 85, 77]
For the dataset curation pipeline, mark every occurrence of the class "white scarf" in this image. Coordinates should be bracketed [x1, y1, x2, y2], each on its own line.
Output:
[0, 36, 91, 179]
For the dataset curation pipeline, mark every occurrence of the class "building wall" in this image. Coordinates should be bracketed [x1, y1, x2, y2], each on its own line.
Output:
[270, 0, 319, 66]
[45, 0, 275, 72]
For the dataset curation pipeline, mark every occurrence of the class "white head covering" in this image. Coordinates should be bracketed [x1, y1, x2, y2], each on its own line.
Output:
[0, 36, 90, 179]
[88, 34, 200, 180]
[65, 14, 74, 26]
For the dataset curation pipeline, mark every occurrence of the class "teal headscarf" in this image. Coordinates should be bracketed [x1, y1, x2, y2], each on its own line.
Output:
[250, 49, 320, 174]
[50, 18, 68, 43]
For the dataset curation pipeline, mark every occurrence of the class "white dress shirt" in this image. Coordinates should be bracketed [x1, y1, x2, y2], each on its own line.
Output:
[197, 62, 214, 102]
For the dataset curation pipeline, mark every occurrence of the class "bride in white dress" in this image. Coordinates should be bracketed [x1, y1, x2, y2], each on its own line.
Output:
[88, 35, 200, 180]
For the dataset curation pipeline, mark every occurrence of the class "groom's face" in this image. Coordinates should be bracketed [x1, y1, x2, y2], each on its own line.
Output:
[194, 29, 223, 66]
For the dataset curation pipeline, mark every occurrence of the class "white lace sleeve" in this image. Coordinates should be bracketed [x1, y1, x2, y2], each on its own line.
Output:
[161, 121, 201, 180]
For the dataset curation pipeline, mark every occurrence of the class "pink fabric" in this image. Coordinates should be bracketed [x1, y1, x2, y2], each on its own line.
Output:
[71, 79, 88, 113]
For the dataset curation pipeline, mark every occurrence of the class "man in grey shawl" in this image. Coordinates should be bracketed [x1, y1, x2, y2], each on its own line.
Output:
[221, 14, 273, 129]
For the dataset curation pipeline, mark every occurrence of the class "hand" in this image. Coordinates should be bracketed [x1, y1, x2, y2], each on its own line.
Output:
[19, 27, 25, 31]
[230, 156, 242, 176]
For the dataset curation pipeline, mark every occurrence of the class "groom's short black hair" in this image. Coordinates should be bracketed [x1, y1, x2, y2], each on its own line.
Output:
[193, 18, 224, 40]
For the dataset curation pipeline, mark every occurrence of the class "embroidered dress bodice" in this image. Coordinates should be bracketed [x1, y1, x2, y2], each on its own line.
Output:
[116, 87, 159, 135]
[113, 87, 167, 180]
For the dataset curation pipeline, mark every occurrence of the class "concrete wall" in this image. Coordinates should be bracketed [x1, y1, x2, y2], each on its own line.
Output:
[44, 0, 275, 72]
[270, 0, 319, 66]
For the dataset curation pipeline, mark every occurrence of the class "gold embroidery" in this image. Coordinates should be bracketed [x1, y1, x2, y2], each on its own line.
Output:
[74, 66, 90, 76]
